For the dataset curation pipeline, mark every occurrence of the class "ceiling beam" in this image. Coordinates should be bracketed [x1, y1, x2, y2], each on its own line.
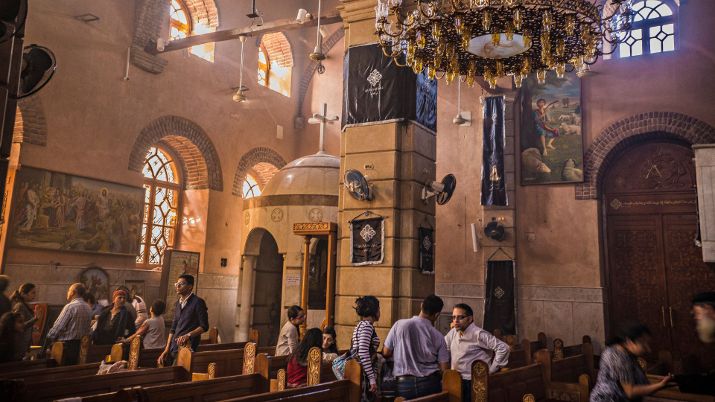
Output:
[146, 14, 343, 55]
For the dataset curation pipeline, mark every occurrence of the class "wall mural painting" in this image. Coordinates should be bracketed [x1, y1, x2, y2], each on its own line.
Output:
[520, 71, 584, 185]
[79, 266, 110, 303]
[8, 166, 144, 255]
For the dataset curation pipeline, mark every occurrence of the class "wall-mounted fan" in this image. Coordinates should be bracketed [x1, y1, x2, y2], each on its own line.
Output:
[17, 44, 56, 99]
[344, 169, 373, 201]
[421, 174, 456, 205]
[484, 218, 505, 241]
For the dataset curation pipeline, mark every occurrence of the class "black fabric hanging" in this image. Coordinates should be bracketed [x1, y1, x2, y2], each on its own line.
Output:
[483, 260, 516, 335]
[418, 227, 434, 273]
[481, 96, 507, 206]
[350, 217, 385, 265]
[342, 44, 436, 131]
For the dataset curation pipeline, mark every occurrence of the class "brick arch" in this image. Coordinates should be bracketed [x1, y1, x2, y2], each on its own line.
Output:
[576, 112, 715, 199]
[295, 27, 345, 122]
[260, 32, 293, 68]
[130, 0, 219, 74]
[233, 147, 287, 197]
[129, 116, 223, 191]
[13, 96, 48, 145]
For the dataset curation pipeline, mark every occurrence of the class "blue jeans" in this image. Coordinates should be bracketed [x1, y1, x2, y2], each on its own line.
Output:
[396, 371, 442, 399]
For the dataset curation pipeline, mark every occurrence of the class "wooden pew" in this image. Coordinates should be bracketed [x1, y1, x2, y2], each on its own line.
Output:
[549, 340, 595, 384]
[393, 370, 462, 402]
[646, 374, 715, 402]
[19, 365, 191, 402]
[78, 336, 124, 364]
[175, 341, 258, 377]
[507, 341, 534, 369]
[0, 358, 57, 374]
[472, 358, 590, 402]
[0, 362, 101, 383]
[132, 347, 325, 402]
[221, 358, 362, 402]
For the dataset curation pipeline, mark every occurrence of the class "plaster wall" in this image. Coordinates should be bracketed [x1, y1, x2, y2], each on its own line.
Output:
[4, 0, 342, 342]
[435, 1, 715, 349]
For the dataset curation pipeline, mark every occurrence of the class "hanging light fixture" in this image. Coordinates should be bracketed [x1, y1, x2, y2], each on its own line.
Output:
[375, 0, 634, 88]
[233, 35, 249, 102]
[309, 0, 327, 74]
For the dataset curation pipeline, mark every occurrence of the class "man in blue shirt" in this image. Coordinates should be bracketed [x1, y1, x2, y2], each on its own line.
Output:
[383, 294, 450, 399]
[158, 274, 208, 366]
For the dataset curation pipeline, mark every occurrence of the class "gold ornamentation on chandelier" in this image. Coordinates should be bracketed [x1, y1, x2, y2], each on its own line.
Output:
[375, 0, 634, 88]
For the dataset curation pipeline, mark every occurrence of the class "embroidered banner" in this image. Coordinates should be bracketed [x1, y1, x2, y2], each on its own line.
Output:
[342, 44, 437, 131]
[481, 96, 508, 206]
[350, 217, 384, 265]
[419, 227, 434, 274]
[483, 260, 516, 335]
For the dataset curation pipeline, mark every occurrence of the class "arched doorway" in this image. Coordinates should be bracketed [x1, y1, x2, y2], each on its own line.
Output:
[241, 228, 284, 347]
[602, 138, 715, 372]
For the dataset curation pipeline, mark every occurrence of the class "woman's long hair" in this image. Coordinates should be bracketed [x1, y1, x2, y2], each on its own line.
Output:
[293, 328, 323, 365]
[10, 283, 35, 305]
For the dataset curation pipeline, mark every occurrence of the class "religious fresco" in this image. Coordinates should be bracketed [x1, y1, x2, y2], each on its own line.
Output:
[8, 166, 144, 255]
[160, 249, 200, 321]
[519, 71, 584, 185]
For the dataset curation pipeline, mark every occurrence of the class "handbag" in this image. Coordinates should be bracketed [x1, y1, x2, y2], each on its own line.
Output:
[332, 349, 357, 380]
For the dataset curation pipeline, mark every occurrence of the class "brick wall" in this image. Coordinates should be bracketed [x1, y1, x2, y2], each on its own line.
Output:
[232, 147, 286, 197]
[575, 112, 715, 199]
[128, 115, 223, 191]
[262, 33, 293, 68]
[13, 95, 48, 146]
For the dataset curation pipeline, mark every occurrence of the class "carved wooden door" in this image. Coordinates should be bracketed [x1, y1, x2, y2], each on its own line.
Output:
[604, 140, 715, 371]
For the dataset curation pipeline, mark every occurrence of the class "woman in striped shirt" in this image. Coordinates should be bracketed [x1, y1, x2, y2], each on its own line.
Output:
[351, 296, 381, 401]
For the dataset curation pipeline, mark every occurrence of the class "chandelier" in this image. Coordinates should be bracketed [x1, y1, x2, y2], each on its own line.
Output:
[375, 0, 634, 88]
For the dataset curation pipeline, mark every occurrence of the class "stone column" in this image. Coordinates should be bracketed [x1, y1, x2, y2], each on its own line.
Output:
[335, 0, 436, 344]
[237, 254, 257, 342]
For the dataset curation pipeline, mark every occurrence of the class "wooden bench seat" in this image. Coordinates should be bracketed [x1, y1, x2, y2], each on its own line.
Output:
[19, 366, 190, 402]
[547, 341, 595, 384]
[136, 372, 267, 402]
[0, 358, 57, 374]
[0, 362, 100, 383]
[472, 358, 589, 402]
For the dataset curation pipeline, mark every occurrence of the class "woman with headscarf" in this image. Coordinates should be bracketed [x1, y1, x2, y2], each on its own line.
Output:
[92, 289, 135, 345]
[10, 283, 38, 359]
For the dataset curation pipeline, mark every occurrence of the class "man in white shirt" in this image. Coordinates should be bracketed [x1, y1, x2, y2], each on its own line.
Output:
[275, 305, 305, 356]
[444, 303, 510, 402]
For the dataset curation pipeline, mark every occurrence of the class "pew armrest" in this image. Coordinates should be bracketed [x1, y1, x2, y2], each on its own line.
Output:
[549, 380, 590, 402]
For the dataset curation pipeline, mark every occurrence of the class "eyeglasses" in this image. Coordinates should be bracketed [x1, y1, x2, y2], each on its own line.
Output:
[451, 315, 471, 321]
[174, 282, 188, 287]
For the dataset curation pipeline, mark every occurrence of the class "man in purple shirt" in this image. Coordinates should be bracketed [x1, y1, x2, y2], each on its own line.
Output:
[383, 294, 450, 399]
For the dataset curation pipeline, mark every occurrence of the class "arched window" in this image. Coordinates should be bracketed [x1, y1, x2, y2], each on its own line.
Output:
[257, 33, 293, 97]
[170, 0, 191, 40]
[616, 0, 677, 58]
[169, 0, 217, 62]
[138, 146, 181, 266]
[242, 174, 261, 199]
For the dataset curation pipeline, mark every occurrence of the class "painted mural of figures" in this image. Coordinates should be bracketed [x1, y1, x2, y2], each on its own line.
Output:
[96, 188, 110, 220]
[534, 98, 560, 156]
[47, 188, 67, 228]
[18, 184, 40, 232]
[71, 190, 89, 231]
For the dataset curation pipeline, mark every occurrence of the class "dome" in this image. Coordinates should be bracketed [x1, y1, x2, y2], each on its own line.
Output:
[261, 152, 340, 197]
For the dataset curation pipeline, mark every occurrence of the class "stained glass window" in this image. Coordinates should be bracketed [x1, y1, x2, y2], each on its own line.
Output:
[138, 147, 181, 266]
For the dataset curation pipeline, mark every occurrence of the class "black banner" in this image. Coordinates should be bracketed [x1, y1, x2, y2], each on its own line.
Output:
[342, 44, 436, 131]
[483, 260, 516, 335]
[418, 227, 434, 273]
[350, 217, 384, 265]
[481, 96, 508, 206]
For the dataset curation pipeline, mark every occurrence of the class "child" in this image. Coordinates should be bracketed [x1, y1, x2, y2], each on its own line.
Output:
[123, 300, 166, 350]
[287, 328, 323, 387]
